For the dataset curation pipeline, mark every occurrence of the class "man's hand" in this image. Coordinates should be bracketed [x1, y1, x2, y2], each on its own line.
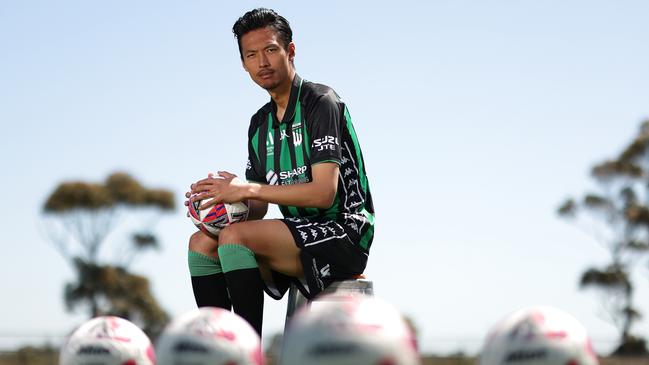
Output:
[186, 171, 252, 210]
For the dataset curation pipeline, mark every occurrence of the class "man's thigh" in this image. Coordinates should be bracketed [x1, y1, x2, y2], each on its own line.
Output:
[218, 219, 302, 277]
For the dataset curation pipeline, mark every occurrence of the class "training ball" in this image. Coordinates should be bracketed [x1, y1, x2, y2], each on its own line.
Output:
[59, 316, 155, 365]
[281, 294, 420, 365]
[479, 306, 599, 365]
[188, 198, 249, 237]
[156, 307, 263, 365]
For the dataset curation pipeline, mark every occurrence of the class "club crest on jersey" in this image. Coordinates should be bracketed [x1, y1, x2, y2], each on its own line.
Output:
[292, 122, 303, 146]
[292, 129, 303, 146]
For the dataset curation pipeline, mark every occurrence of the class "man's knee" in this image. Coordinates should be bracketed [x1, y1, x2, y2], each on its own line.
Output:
[188, 231, 218, 256]
[217, 225, 244, 246]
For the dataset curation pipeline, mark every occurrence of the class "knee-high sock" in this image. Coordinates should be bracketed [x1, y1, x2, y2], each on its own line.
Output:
[218, 244, 264, 336]
[188, 250, 231, 310]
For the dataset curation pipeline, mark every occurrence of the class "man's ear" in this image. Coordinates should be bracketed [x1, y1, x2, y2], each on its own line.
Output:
[288, 42, 296, 62]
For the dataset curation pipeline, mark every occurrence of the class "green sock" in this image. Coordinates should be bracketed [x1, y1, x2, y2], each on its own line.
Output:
[217, 243, 263, 335]
[188, 250, 222, 276]
[217, 244, 258, 272]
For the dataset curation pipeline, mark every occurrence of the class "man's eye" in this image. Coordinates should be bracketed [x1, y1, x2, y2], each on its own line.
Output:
[246, 54, 255, 58]
[267, 48, 277, 53]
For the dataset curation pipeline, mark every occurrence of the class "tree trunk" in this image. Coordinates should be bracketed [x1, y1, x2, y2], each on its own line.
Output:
[90, 295, 99, 317]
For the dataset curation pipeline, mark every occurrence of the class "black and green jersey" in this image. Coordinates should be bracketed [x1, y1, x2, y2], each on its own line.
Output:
[245, 74, 374, 251]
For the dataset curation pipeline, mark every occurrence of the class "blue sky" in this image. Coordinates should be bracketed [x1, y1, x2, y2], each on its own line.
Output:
[2, 0, 649, 356]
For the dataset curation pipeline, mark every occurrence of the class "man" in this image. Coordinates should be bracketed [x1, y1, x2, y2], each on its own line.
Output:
[185, 8, 374, 336]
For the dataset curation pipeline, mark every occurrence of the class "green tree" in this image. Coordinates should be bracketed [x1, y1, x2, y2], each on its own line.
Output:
[42, 172, 175, 339]
[558, 121, 649, 355]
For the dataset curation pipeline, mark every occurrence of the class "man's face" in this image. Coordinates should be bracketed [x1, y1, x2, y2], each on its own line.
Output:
[240, 27, 295, 92]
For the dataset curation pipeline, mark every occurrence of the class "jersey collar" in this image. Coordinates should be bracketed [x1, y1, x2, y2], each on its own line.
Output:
[270, 73, 302, 129]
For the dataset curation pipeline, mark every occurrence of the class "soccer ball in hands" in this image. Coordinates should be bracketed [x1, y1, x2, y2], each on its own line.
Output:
[156, 307, 263, 365]
[478, 306, 599, 365]
[188, 198, 249, 237]
[59, 316, 155, 365]
[281, 294, 420, 365]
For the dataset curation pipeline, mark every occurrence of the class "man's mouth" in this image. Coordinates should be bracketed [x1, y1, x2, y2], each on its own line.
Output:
[258, 70, 274, 79]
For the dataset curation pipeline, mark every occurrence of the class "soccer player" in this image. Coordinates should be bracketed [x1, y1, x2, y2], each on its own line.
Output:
[185, 8, 374, 336]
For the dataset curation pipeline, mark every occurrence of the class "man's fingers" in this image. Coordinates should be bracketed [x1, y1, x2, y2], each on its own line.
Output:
[198, 197, 218, 210]
[192, 180, 217, 193]
[218, 171, 236, 179]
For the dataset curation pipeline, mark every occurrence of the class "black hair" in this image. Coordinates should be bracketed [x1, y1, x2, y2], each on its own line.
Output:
[232, 8, 293, 59]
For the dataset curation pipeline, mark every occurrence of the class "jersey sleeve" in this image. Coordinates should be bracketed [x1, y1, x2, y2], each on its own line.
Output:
[307, 93, 343, 165]
[245, 117, 266, 183]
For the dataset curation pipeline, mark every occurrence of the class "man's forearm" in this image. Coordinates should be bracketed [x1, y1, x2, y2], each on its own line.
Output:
[247, 181, 336, 209]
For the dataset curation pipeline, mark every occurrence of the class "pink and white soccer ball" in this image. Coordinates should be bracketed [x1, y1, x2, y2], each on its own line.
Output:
[479, 306, 599, 365]
[59, 316, 155, 365]
[281, 294, 420, 365]
[188, 198, 249, 237]
[156, 307, 263, 365]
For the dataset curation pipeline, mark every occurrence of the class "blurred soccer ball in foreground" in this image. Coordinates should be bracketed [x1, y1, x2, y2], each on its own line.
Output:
[281, 294, 420, 365]
[59, 316, 155, 365]
[156, 307, 263, 365]
[479, 306, 599, 365]
[188, 198, 249, 237]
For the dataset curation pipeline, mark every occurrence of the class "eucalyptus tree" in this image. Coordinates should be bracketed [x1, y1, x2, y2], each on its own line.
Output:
[43, 172, 175, 338]
[559, 121, 649, 355]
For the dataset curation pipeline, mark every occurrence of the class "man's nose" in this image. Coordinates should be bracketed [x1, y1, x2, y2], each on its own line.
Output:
[258, 52, 270, 67]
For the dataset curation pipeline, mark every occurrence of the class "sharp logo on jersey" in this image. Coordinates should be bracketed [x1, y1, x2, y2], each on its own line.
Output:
[266, 170, 279, 185]
[246, 158, 252, 170]
[279, 165, 307, 180]
[312, 136, 339, 151]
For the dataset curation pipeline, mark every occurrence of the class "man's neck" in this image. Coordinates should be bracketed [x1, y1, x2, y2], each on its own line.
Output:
[269, 69, 296, 113]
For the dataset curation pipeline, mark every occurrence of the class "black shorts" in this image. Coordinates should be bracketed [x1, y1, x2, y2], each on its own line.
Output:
[261, 216, 369, 300]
